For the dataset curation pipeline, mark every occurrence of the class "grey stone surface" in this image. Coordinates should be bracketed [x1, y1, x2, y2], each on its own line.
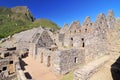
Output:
[69, 20, 81, 34]
[107, 10, 115, 29]
[1, 10, 119, 79]
[57, 49, 85, 74]
[74, 56, 109, 80]
[82, 16, 91, 27]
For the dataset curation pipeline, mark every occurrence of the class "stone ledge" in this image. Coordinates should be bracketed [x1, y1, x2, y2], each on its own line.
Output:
[74, 55, 110, 80]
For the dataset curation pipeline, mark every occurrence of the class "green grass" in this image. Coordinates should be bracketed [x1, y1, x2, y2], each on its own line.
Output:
[61, 64, 83, 80]
[61, 71, 74, 80]
[0, 7, 60, 38]
[31, 19, 59, 29]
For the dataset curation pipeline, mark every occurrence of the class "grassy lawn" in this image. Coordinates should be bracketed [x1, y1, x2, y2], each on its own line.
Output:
[61, 71, 74, 80]
[61, 64, 83, 80]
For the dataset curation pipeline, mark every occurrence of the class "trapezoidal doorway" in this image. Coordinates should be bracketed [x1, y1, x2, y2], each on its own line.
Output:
[41, 53, 43, 63]
[47, 56, 51, 67]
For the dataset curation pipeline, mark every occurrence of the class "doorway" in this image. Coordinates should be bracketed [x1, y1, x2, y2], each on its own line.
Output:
[47, 56, 51, 67]
[41, 53, 43, 63]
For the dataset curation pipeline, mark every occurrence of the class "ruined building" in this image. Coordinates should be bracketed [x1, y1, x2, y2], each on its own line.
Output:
[28, 10, 115, 75]
[0, 10, 119, 80]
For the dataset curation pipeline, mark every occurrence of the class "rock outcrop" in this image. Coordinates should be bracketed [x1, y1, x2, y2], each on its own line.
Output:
[11, 6, 35, 22]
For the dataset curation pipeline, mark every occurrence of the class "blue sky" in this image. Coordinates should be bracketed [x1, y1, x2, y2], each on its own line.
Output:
[0, 0, 120, 27]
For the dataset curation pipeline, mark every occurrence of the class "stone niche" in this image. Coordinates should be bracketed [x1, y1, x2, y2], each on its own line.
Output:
[0, 52, 10, 58]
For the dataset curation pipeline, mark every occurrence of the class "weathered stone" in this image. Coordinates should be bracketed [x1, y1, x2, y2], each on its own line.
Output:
[11, 6, 35, 22]
[1, 10, 119, 80]
[74, 56, 109, 80]
[69, 20, 81, 34]
[83, 16, 91, 27]
[107, 10, 115, 29]
[60, 24, 69, 33]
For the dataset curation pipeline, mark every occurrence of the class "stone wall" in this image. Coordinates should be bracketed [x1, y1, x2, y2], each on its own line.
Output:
[72, 35, 85, 48]
[37, 48, 53, 66]
[15, 56, 28, 80]
[64, 37, 73, 48]
[85, 32, 109, 63]
[74, 56, 109, 80]
[0, 49, 17, 79]
[37, 31, 54, 47]
[55, 49, 85, 74]
[29, 43, 37, 58]
[51, 51, 61, 74]
[30, 47, 85, 75]
[35, 47, 57, 70]
[35, 47, 63, 74]
[16, 41, 30, 50]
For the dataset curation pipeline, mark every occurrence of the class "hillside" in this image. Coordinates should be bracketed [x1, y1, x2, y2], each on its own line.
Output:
[0, 6, 59, 38]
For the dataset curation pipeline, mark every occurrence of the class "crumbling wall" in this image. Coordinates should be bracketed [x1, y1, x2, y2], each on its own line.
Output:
[0, 49, 17, 80]
[15, 57, 28, 80]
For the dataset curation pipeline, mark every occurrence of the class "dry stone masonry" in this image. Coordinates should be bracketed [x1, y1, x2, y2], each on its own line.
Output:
[0, 10, 120, 80]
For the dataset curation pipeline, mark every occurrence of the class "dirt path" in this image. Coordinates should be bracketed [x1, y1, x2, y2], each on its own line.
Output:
[22, 55, 62, 80]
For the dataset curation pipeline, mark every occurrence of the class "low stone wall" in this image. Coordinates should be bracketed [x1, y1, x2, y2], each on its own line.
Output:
[74, 56, 109, 80]
[15, 56, 28, 80]
[15, 63, 27, 80]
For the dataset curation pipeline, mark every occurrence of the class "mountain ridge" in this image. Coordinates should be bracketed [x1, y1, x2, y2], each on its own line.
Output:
[0, 6, 60, 38]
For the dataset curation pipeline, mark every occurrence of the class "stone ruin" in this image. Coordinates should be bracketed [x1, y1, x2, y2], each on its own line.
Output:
[0, 47, 17, 80]
[0, 10, 120, 80]
[28, 10, 116, 76]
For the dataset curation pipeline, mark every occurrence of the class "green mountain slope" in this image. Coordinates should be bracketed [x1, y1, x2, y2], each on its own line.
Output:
[0, 6, 59, 38]
[30, 19, 59, 29]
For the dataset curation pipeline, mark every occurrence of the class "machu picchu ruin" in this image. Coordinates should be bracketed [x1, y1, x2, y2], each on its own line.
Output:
[0, 1, 120, 80]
